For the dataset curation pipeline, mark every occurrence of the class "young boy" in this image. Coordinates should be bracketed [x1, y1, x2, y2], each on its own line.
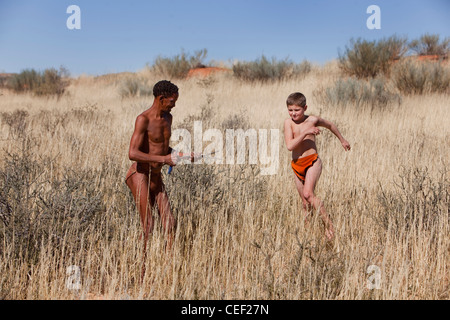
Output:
[284, 92, 350, 241]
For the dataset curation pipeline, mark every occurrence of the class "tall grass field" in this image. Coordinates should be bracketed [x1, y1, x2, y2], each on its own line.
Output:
[0, 59, 448, 300]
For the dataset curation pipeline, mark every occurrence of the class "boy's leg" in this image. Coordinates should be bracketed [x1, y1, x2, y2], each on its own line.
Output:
[303, 158, 334, 241]
[293, 174, 313, 225]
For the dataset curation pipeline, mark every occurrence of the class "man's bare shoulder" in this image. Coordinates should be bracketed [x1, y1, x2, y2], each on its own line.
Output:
[137, 113, 150, 121]
[135, 113, 150, 129]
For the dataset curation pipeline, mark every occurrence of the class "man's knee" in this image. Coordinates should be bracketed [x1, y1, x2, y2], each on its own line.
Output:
[171, 217, 177, 232]
[163, 215, 177, 233]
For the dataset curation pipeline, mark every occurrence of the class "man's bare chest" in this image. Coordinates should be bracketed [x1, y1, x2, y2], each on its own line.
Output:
[147, 120, 171, 144]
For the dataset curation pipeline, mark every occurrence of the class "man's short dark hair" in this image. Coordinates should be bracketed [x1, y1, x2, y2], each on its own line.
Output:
[153, 80, 179, 98]
[286, 92, 306, 107]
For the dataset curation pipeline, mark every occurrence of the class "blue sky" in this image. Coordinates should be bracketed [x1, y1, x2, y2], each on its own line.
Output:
[1, 0, 449, 76]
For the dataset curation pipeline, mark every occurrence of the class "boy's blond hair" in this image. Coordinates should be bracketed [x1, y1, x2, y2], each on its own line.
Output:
[286, 92, 306, 107]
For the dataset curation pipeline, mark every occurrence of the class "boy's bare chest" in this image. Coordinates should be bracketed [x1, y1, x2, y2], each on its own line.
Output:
[292, 120, 315, 137]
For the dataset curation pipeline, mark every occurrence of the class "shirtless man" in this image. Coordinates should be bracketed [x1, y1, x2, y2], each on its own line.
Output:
[125, 80, 181, 262]
[284, 92, 351, 241]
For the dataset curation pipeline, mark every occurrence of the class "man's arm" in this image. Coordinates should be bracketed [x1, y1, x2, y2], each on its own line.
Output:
[316, 117, 351, 151]
[284, 119, 320, 151]
[128, 115, 175, 165]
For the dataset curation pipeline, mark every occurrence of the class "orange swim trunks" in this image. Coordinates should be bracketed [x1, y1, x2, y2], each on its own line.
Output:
[291, 153, 319, 181]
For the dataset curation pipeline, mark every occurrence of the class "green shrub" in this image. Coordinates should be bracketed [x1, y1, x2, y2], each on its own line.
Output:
[409, 33, 449, 57]
[7, 69, 40, 93]
[392, 60, 450, 95]
[316, 77, 401, 109]
[151, 49, 208, 79]
[338, 36, 408, 78]
[7, 68, 68, 97]
[232, 56, 311, 82]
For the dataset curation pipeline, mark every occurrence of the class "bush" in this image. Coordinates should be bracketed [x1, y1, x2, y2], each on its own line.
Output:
[232, 55, 311, 82]
[1, 109, 29, 139]
[392, 60, 450, 95]
[119, 77, 153, 98]
[0, 130, 104, 265]
[409, 33, 450, 57]
[316, 77, 401, 109]
[7, 69, 40, 93]
[7, 68, 68, 97]
[151, 49, 208, 79]
[0, 73, 15, 88]
[376, 166, 449, 232]
[338, 36, 408, 78]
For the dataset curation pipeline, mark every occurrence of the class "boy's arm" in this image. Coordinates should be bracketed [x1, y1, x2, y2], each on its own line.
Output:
[316, 117, 351, 151]
[284, 119, 320, 151]
[128, 115, 176, 165]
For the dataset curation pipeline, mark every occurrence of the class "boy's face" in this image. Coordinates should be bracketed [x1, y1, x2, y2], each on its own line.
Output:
[287, 104, 306, 122]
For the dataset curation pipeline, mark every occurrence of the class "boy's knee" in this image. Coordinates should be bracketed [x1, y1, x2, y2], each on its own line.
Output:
[303, 191, 314, 203]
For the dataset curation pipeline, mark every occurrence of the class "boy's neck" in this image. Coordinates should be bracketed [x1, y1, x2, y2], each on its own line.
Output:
[292, 114, 308, 124]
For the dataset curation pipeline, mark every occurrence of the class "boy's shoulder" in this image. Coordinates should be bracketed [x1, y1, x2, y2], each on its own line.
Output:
[284, 117, 298, 128]
[306, 115, 320, 123]
[285, 115, 320, 125]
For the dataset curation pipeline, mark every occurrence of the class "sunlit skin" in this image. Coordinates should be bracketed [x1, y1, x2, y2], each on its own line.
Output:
[125, 91, 183, 279]
[284, 103, 350, 241]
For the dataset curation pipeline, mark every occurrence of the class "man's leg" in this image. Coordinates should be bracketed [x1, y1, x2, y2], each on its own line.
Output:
[153, 174, 176, 250]
[303, 158, 334, 241]
[126, 172, 155, 279]
[126, 173, 155, 243]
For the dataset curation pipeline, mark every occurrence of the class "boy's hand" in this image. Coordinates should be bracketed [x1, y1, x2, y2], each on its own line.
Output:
[341, 139, 351, 151]
[307, 126, 321, 135]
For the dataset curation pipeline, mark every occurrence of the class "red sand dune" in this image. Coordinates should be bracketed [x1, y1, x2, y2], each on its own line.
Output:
[186, 67, 231, 78]
[416, 55, 442, 62]
[393, 54, 448, 65]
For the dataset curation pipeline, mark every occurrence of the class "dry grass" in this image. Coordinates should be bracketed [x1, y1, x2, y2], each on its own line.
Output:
[0, 62, 448, 300]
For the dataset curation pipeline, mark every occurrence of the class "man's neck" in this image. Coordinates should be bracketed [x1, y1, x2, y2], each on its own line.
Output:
[149, 102, 165, 118]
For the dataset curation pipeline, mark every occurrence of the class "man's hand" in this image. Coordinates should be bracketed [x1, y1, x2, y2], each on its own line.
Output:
[341, 139, 351, 151]
[165, 153, 179, 166]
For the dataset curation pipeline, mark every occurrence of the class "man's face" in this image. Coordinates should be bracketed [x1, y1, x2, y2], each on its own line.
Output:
[161, 93, 178, 112]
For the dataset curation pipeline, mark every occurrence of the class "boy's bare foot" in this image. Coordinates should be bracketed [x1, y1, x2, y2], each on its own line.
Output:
[304, 211, 312, 228]
[325, 227, 334, 242]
